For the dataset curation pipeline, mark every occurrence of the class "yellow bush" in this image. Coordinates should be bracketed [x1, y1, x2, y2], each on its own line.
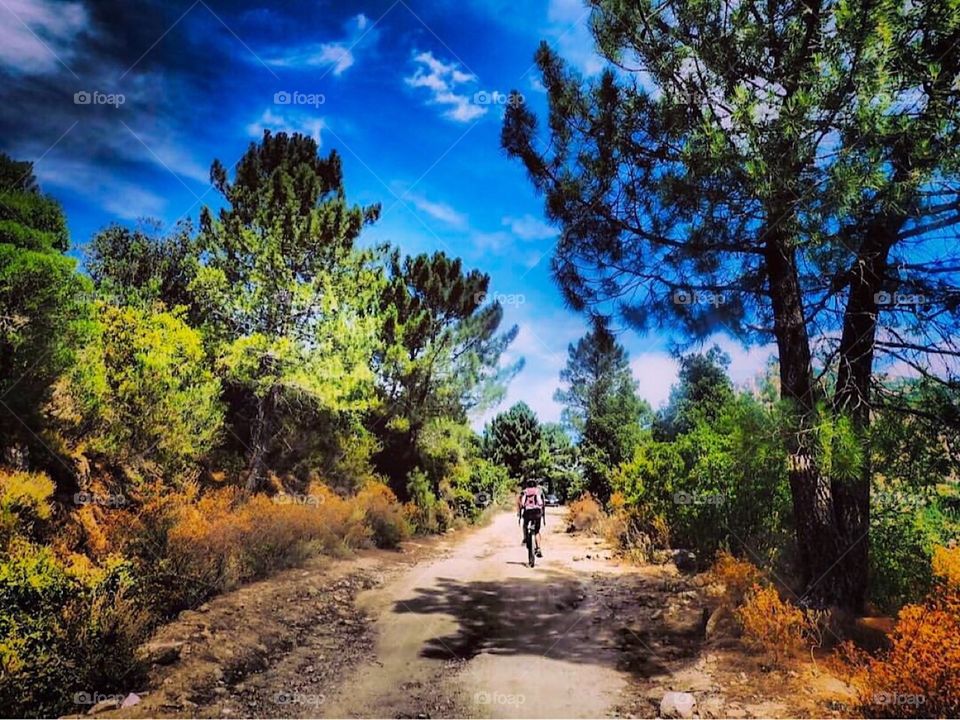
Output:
[836, 546, 960, 718]
[708, 550, 764, 606]
[0, 469, 54, 544]
[738, 584, 816, 663]
[566, 492, 604, 532]
[932, 544, 960, 589]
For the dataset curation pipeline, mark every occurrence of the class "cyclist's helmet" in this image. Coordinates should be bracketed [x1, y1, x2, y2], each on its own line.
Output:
[524, 478, 538, 488]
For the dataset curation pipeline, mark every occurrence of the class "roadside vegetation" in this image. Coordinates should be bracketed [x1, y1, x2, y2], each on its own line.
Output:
[5, 0, 960, 716]
[0, 137, 519, 717]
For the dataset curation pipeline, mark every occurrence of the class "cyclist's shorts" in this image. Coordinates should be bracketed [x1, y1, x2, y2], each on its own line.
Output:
[522, 508, 542, 534]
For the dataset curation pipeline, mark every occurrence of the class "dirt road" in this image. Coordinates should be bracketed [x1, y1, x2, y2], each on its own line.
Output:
[321, 510, 642, 718]
[109, 510, 847, 719]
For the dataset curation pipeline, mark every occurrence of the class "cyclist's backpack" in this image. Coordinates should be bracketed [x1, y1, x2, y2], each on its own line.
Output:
[521, 486, 544, 510]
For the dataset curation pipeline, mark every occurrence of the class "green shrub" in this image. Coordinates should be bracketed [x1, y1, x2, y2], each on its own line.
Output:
[0, 542, 147, 718]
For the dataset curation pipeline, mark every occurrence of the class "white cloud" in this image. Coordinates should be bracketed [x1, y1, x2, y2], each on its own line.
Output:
[108, 116, 211, 185]
[405, 51, 486, 123]
[470, 230, 512, 252]
[545, 0, 605, 77]
[502, 213, 557, 241]
[0, 0, 87, 74]
[246, 108, 325, 144]
[269, 42, 354, 75]
[406, 192, 467, 227]
[631, 353, 680, 410]
[265, 14, 371, 75]
[35, 157, 166, 220]
[472, 314, 590, 429]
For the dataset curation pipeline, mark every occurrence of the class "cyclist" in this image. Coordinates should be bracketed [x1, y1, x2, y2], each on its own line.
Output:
[517, 478, 545, 558]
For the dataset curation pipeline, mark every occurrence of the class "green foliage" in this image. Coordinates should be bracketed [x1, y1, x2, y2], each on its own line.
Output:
[0, 540, 145, 718]
[554, 323, 649, 499]
[870, 493, 959, 613]
[867, 378, 960, 610]
[373, 250, 521, 491]
[194, 131, 384, 488]
[0, 155, 91, 449]
[59, 303, 223, 478]
[86, 220, 199, 311]
[482, 402, 548, 483]
[540, 423, 580, 500]
[654, 347, 734, 441]
[0, 469, 53, 546]
[613, 359, 791, 560]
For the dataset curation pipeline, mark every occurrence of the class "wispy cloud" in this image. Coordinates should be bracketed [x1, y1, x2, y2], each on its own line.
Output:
[269, 42, 355, 74]
[264, 14, 374, 76]
[246, 108, 326, 144]
[406, 191, 467, 227]
[35, 157, 167, 220]
[0, 0, 87, 74]
[546, 0, 604, 77]
[405, 50, 485, 122]
[503, 214, 557, 241]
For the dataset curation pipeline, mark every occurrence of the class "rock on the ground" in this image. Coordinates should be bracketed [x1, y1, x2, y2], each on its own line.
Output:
[699, 695, 725, 719]
[120, 693, 141, 708]
[88, 697, 121, 714]
[659, 691, 696, 719]
[705, 604, 739, 640]
[140, 640, 184, 666]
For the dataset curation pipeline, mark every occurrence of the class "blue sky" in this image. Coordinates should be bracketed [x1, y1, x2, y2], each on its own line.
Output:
[0, 0, 774, 426]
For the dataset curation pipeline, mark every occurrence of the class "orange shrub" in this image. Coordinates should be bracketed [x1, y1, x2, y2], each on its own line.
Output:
[708, 550, 764, 606]
[566, 492, 604, 532]
[354, 481, 410, 548]
[836, 546, 960, 718]
[133, 483, 385, 612]
[738, 584, 818, 663]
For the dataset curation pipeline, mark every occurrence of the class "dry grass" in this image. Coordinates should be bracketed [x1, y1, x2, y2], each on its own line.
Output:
[834, 545, 960, 718]
[566, 493, 604, 532]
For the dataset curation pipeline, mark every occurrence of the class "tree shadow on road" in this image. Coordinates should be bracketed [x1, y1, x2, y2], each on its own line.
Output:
[391, 571, 702, 679]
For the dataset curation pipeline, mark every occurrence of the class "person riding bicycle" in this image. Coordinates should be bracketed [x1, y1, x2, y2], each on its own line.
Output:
[517, 478, 545, 558]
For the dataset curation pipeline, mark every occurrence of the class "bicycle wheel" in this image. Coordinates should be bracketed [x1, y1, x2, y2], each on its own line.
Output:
[526, 523, 535, 567]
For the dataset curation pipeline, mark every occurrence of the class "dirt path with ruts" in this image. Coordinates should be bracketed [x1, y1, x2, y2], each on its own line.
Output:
[99, 510, 852, 719]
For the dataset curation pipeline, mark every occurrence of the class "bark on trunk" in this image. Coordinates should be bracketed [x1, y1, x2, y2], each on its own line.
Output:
[830, 220, 899, 611]
[246, 384, 279, 492]
[764, 234, 858, 609]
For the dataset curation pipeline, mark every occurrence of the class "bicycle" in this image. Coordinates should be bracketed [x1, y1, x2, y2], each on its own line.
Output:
[523, 514, 537, 567]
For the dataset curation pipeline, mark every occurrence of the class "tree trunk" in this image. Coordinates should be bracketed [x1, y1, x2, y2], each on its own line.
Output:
[830, 221, 899, 611]
[246, 384, 278, 492]
[765, 234, 859, 609]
